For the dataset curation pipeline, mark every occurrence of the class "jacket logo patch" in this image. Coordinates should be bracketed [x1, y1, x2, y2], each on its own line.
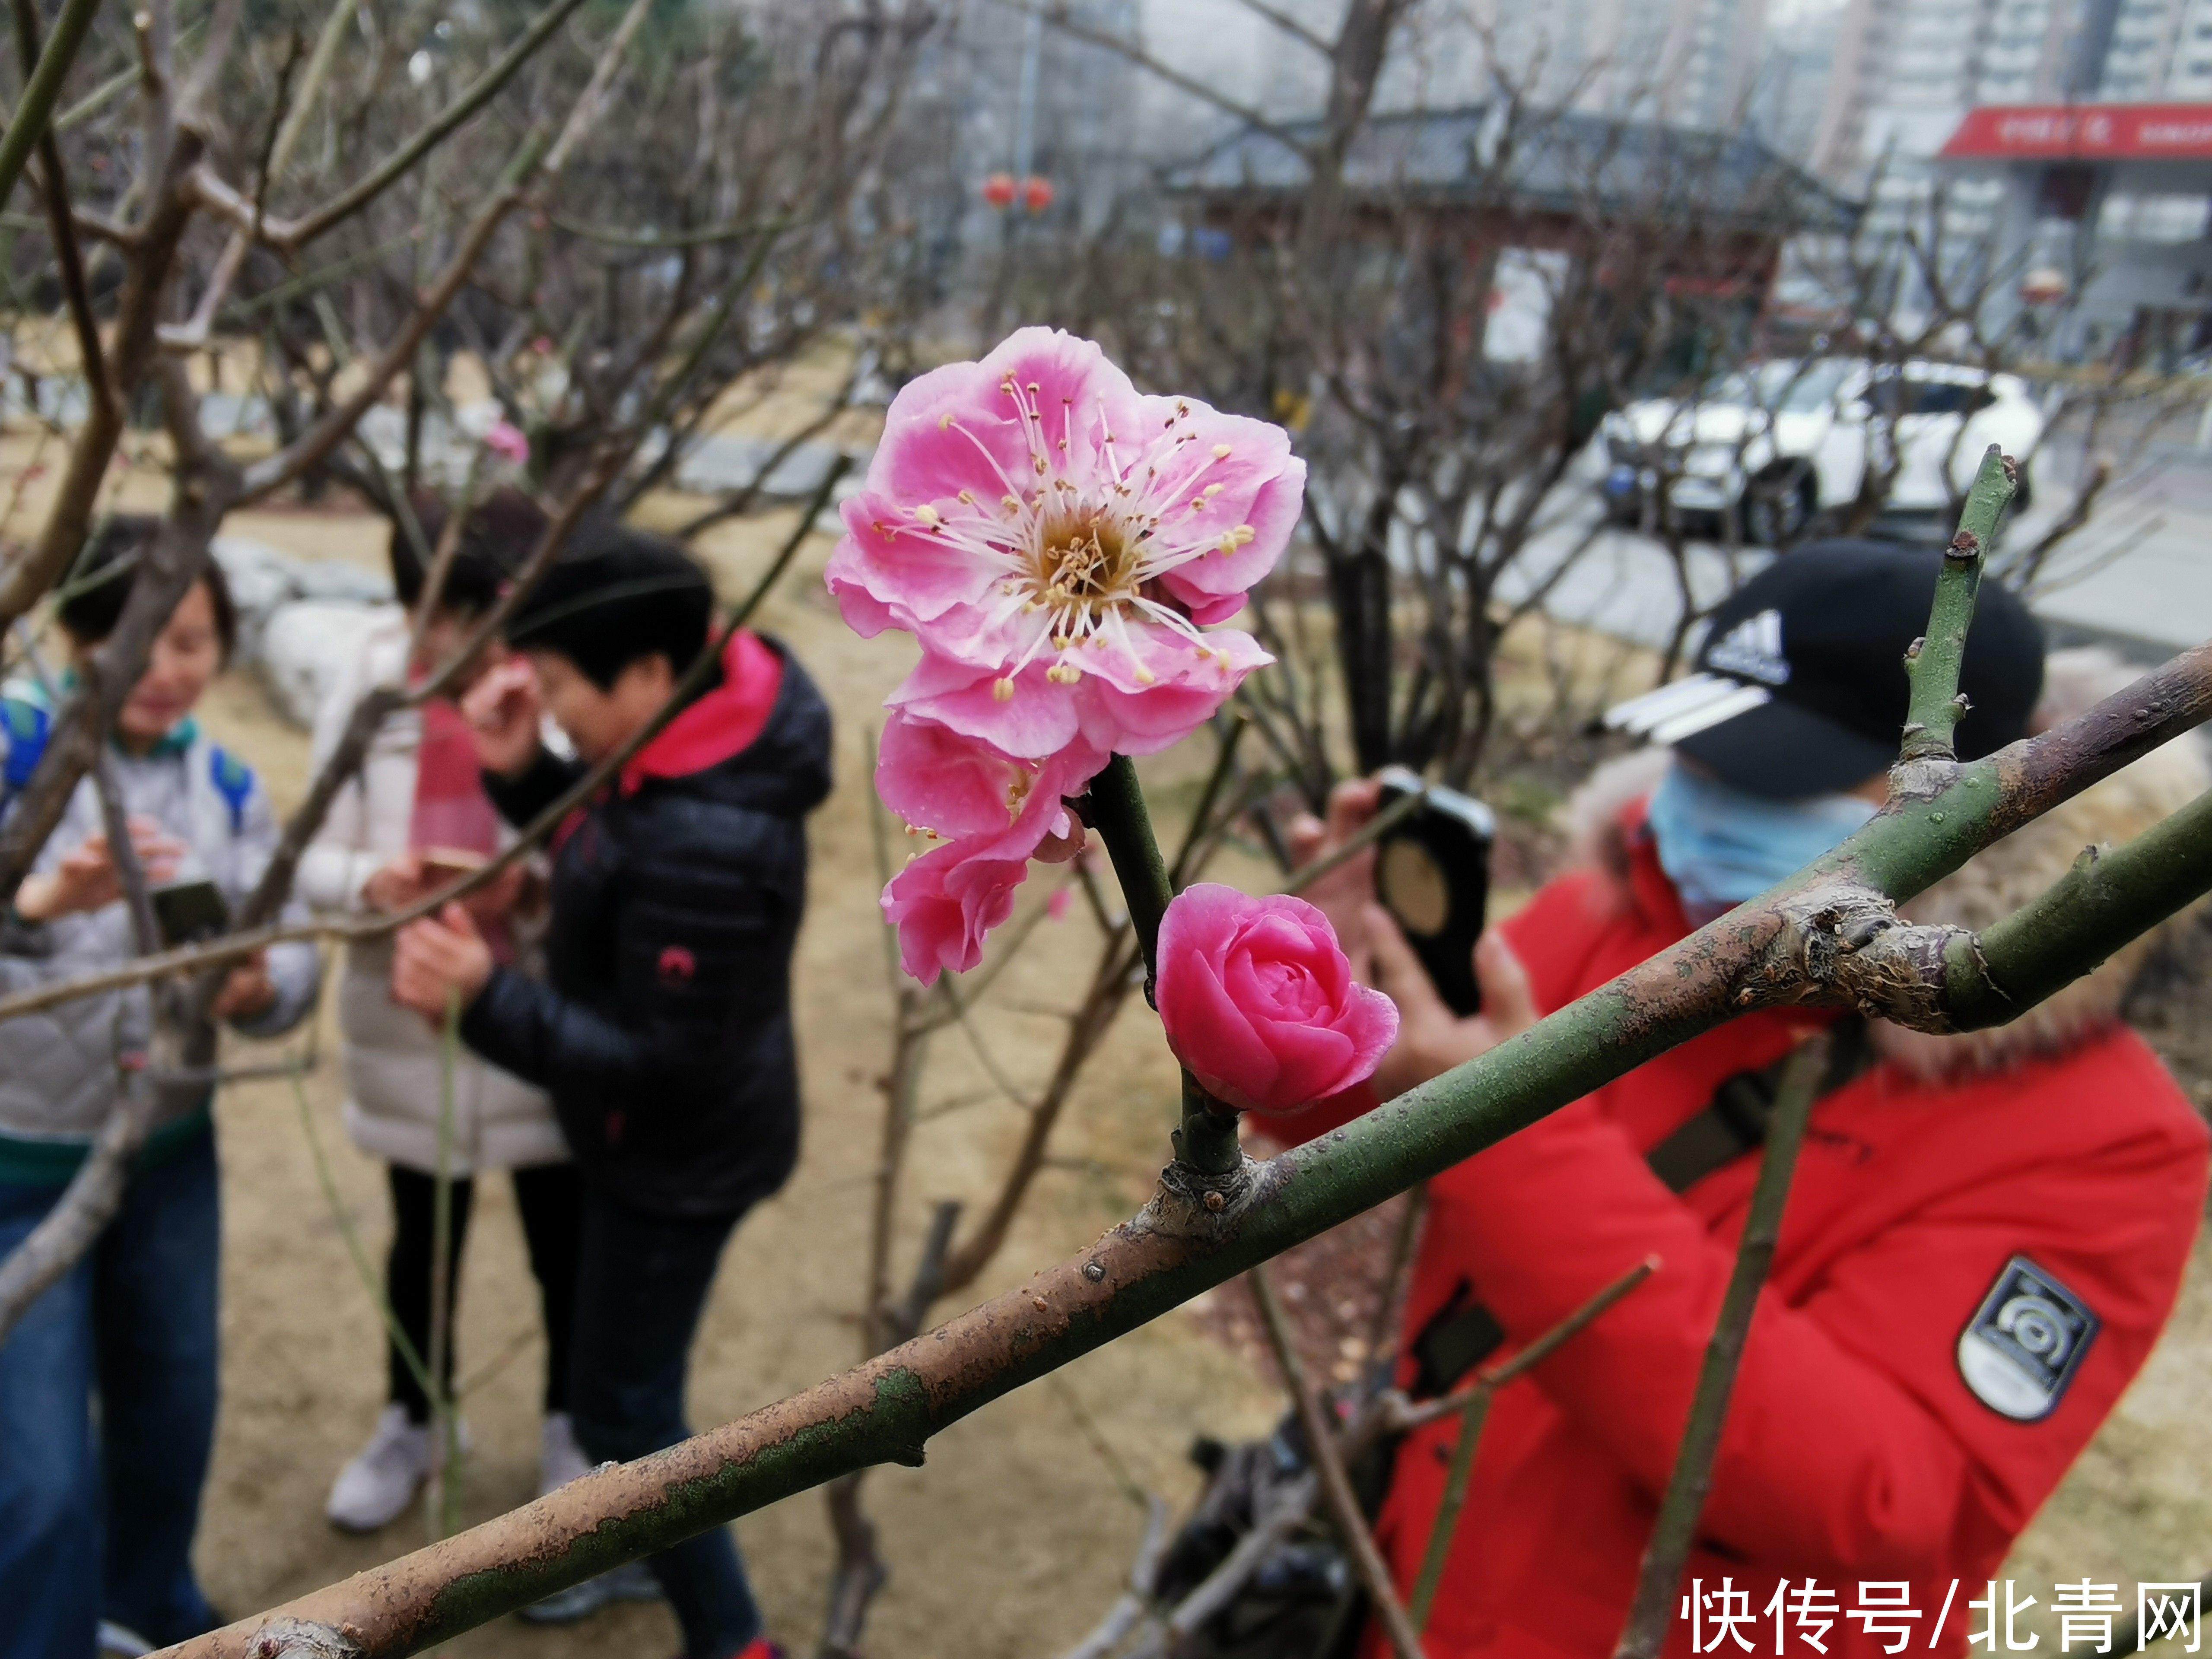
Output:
[1956, 1255, 2098, 1422]
[658, 944, 696, 983]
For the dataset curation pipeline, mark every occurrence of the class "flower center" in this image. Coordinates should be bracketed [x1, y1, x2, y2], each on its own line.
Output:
[1031, 505, 1140, 621]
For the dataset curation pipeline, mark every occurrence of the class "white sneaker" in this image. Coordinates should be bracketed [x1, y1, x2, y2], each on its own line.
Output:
[517, 1558, 663, 1625]
[326, 1404, 433, 1532]
[96, 1623, 153, 1657]
[539, 1411, 593, 1497]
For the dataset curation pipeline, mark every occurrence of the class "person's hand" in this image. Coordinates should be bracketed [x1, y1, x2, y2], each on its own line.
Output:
[459, 658, 541, 779]
[13, 817, 186, 922]
[390, 903, 496, 1021]
[456, 859, 527, 925]
[211, 950, 278, 1023]
[362, 852, 431, 913]
[1364, 908, 1538, 1100]
[1287, 778, 1384, 980]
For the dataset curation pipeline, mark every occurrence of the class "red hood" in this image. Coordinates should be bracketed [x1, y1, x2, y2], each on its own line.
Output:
[619, 629, 783, 795]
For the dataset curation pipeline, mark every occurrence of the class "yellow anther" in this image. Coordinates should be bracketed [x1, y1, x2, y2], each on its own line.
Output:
[914, 503, 941, 526]
[1212, 444, 1232, 459]
[992, 677, 1017, 702]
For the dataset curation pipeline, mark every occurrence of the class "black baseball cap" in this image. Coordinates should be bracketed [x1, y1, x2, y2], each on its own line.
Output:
[1604, 541, 2045, 799]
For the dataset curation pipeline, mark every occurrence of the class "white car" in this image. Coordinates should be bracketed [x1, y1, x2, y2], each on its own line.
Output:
[1597, 358, 2044, 544]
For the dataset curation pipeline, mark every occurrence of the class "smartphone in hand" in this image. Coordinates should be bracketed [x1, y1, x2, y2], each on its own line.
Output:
[151, 879, 230, 949]
[1373, 766, 1495, 1016]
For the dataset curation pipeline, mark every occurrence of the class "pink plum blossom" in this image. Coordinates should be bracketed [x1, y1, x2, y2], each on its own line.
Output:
[827, 327, 1303, 763]
[1154, 884, 1398, 1114]
[876, 710, 1106, 984]
[483, 420, 530, 464]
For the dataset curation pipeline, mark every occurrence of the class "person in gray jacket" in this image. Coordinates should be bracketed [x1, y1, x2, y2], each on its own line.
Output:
[0, 518, 320, 1659]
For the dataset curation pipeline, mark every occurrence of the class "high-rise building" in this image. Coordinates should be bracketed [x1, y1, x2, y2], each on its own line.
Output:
[1810, 0, 2212, 186]
[1133, 0, 1770, 139]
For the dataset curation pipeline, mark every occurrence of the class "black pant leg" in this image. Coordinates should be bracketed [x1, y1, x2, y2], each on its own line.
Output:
[385, 1163, 475, 1423]
[509, 1161, 584, 1416]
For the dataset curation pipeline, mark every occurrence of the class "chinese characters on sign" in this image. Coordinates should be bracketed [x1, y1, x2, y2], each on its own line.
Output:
[1678, 1580, 2203, 1655]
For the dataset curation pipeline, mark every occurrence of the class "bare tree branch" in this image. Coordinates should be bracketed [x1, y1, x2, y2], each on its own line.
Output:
[1251, 1261, 1424, 1659]
[1613, 1039, 1827, 1659]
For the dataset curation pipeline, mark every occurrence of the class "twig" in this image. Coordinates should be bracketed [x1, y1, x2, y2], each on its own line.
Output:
[0, 0, 104, 215]
[1384, 1255, 1660, 1436]
[1055, 1495, 1173, 1659]
[0, 459, 842, 1020]
[1613, 1038, 1829, 1659]
[241, 135, 548, 499]
[276, 0, 594, 250]
[11, 0, 108, 423]
[423, 993, 463, 1541]
[1165, 1472, 1319, 1638]
[1281, 787, 1424, 897]
[1404, 1257, 1659, 1629]
[1250, 1262, 1425, 1659]
[1167, 715, 1249, 891]
[289, 1062, 438, 1408]
[1365, 1185, 1425, 1364]
[0, 1080, 158, 1339]
[1900, 446, 2012, 763]
[0, 126, 206, 639]
[540, 0, 655, 180]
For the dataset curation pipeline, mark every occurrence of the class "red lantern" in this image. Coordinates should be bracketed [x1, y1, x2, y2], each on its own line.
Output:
[1021, 174, 1054, 214]
[982, 172, 1017, 210]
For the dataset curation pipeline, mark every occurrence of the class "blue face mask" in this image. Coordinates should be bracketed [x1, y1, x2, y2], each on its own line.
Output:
[1646, 761, 1877, 922]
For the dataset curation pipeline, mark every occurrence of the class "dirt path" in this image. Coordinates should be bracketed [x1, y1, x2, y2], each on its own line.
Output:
[181, 504, 2212, 1655]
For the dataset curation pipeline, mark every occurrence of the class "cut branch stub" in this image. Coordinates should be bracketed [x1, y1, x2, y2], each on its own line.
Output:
[1897, 445, 2015, 768]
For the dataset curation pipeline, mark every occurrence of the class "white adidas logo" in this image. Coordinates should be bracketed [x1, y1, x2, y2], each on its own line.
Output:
[1704, 608, 1792, 686]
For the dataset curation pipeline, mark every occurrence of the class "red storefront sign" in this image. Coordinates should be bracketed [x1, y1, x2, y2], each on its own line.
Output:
[1942, 103, 2212, 159]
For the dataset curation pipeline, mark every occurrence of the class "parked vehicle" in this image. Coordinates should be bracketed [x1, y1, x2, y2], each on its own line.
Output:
[1597, 358, 2044, 543]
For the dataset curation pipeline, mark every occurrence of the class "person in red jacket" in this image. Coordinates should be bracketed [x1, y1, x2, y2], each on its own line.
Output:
[1257, 544, 2211, 1659]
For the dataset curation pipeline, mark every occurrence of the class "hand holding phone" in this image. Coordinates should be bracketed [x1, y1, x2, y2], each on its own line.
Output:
[151, 878, 230, 948]
[1372, 766, 1495, 1017]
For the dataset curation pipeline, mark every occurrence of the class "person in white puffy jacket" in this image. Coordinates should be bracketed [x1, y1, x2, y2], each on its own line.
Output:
[299, 493, 603, 1562]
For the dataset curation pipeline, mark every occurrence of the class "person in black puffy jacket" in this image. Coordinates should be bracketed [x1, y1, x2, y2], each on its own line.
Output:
[391, 525, 828, 1659]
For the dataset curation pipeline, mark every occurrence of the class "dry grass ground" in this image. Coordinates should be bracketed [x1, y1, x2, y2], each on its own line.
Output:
[159, 500, 2212, 1656]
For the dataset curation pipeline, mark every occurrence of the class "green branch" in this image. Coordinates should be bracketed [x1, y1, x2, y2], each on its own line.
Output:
[1947, 785, 2212, 1027]
[0, 0, 102, 215]
[1084, 754, 1172, 977]
[1615, 1036, 1827, 1659]
[1899, 445, 2014, 763]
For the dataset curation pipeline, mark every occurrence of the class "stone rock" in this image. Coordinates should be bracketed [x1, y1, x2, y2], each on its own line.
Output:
[260, 600, 402, 729]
